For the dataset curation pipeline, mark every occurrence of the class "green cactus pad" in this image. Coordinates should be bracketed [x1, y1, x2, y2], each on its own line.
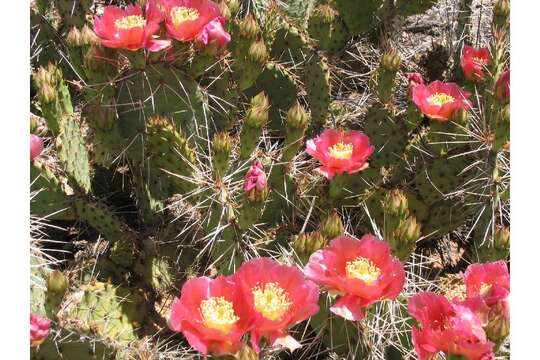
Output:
[333, 0, 381, 35]
[58, 115, 92, 193]
[57, 282, 147, 343]
[308, 5, 349, 55]
[414, 157, 468, 204]
[31, 332, 116, 360]
[271, 23, 311, 65]
[304, 52, 331, 130]
[31, 162, 75, 220]
[364, 105, 407, 168]
[423, 200, 479, 238]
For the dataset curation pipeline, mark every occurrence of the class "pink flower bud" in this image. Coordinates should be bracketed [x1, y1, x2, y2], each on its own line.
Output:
[30, 313, 51, 347]
[243, 160, 267, 193]
[30, 134, 44, 161]
[407, 72, 424, 87]
[496, 69, 510, 102]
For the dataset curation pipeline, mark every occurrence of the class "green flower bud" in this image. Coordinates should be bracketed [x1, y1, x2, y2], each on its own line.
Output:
[247, 40, 268, 64]
[452, 108, 469, 125]
[236, 344, 259, 360]
[286, 102, 310, 130]
[46, 270, 68, 294]
[485, 301, 510, 342]
[319, 209, 344, 240]
[226, 0, 240, 14]
[66, 27, 83, 47]
[238, 15, 259, 40]
[493, 0, 510, 29]
[218, 1, 231, 20]
[493, 226, 510, 253]
[381, 50, 401, 73]
[212, 132, 232, 155]
[396, 216, 421, 246]
[383, 189, 409, 218]
[80, 25, 98, 45]
[245, 92, 269, 128]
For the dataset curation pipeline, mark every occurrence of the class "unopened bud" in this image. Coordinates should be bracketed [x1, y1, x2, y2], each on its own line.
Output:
[286, 102, 310, 129]
[236, 344, 259, 360]
[245, 92, 269, 128]
[294, 231, 327, 258]
[495, 69, 510, 102]
[212, 132, 232, 155]
[452, 108, 469, 125]
[485, 300, 510, 342]
[319, 209, 344, 240]
[396, 216, 421, 246]
[238, 15, 259, 39]
[381, 50, 401, 72]
[383, 190, 409, 217]
[80, 25, 98, 45]
[66, 27, 83, 47]
[30, 134, 44, 161]
[247, 40, 268, 64]
[493, 0, 510, 29]
[244, 160, 268, 202]
[493, 226, 510, 252]
[46, 270, 68, 294]
[226, 0, 240, 14]
[312, 4, 337, 24]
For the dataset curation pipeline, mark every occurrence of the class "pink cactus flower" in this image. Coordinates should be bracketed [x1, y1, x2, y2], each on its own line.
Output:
[168, 276, 250, 356]
[306, 129, 375, 180]
[30, 134, 44, 161]
[460, 45, 490, 82]
[408, 292, 495, 360]
[234, 258, 320, 353]
[162, 0, 230, 48]
[496, 69, 510, 101]
[243, 160, 267, 193]
[412, 80, 472, 121]
[464, 261, 509, 306]
[93, 2, 170, 52]
[304, 235, 405, 321]
[30, 313, 51, 347]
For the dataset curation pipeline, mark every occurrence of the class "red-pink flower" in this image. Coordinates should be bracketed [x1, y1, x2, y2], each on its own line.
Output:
[464, 261, 509, 306]
[306, 129, 375, 180]
[304, 235, 405, 321]
[408, 293, 495, 360]
[460, 45, 490, 82]
[93, 3, 170, 52]
[30, 313, 51, 347]
[244, 160, 267, 193]
[30, 134, 44, 161]
[162, 0, 231, 48]
[496, 69, 510, 101]
[168, 276, 250, 356]
[412, 80, 472, 121]
[234, 258, 319, 353]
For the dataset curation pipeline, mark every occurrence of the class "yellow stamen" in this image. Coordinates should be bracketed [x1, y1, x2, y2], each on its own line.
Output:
[328, 142, 354, 160]
[427, 92, 455, 106]
[199, 296, 239, 334]
[345, 257, 381, 285]
[114, 15, 147, 30]
[479, 282, 492, 295]
[253, 282, 292, 321]
[171, 6, 200, 26]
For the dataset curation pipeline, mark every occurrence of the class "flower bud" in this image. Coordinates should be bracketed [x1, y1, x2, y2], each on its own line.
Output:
[46, 270, 68, 294]
[218, 1, 231, 20]
[226, 0, 240, 14]
[66, 27, 83, 47]
[236, 344, 259, 360]
[244, 160, 268, 202]
[286, 102, 310, 129]
[493, 226, 510, 253]
[485, 300, 510, 342]
[383, 189, 409, 218]
[451, 108, 469, 125]
[312, 4, 337, 24]
[80, 25, 98, 45]
[493, 0, 510, 29]
[247, 40, 268, 64]
[381, 50, 401, 73]
[30, 134, 44, 161]
[238, 15, 259, 39]
[245, 92, 269, 128]
[212, 132, 232, 155]
[319, 209, 344, 240]
[395, 216, 421, 246]
[407, 72, 424, 87]
[495, 69, 510, 102]
[30, 313, 51, 347]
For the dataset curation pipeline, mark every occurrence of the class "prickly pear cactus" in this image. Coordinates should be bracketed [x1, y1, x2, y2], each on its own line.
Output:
[29, 0, 510, 359]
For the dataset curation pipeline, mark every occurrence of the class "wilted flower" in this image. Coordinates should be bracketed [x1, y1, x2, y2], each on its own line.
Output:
[234, 258, 319, 352]
[168, 276, 250, 356]
[30, 134, 44, 161]
[460, 45, 490, 81]
[408, 292, 495, 360]
[412, 80, 472, 121]
[496, 69, 510, 102]
[304, 235, 405, 321]
[162, 0, 230, 48]
[93, 2, 170, 51]
[30, 313, 51, 347]
[306, 129, 375, 180]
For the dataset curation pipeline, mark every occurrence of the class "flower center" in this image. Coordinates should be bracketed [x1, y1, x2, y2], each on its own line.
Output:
[114, 15, 147, 30]
[252, 282, 292, 321]
[345, 257, 381, 285]
[479, 282, 492, 295]
[473, 57, 487, 65]
[328, 142, 354, 160]
[199, 296, 239, 334]
[171, 6, 200, 26]
[427, 92, 455, 106]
